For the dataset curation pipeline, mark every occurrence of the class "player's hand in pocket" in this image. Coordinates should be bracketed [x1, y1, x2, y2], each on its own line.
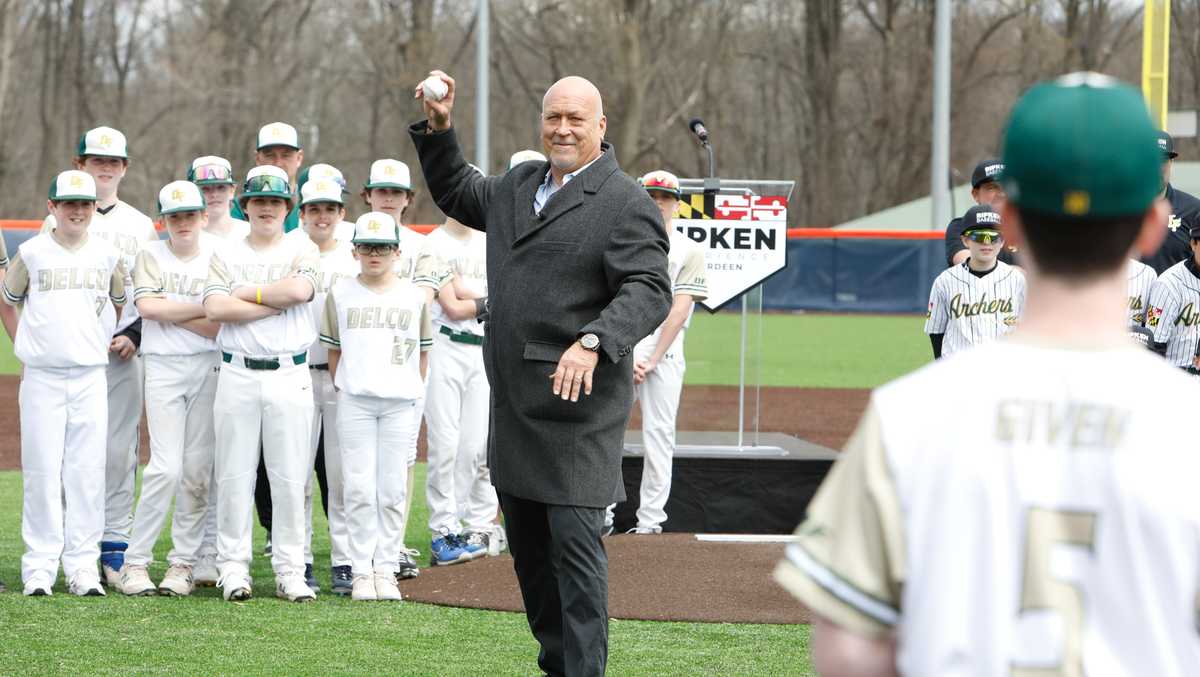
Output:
[110, 335, 136, 360]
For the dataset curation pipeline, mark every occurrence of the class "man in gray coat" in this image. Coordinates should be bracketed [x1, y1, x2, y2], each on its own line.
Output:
[410, 71, 672, 676]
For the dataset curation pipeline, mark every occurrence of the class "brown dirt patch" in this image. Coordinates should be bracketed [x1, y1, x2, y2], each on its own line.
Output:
[401, 533, 812, 624]
[0, 377, 869, 471]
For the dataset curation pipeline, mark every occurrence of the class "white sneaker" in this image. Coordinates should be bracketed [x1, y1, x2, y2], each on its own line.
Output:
[193, 555, 218, 587]
[69, 570, 106, 597]
[158, 564, 194, 597]
[101, 563, 121, 588]
[351, 574, 377, 601]
[275, 573, 315, 603]
[23, 573, 53, 597]
[220, 571, 253, 601]
[373, 573, 402, 601]
[119, 564, 156, 596]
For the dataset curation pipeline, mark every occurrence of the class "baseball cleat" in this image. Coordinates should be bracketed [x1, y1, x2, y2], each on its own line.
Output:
[68, 570, 106, 597]
[23, 573, 53, 597]
[373, 573, 402, 601]
[351, 574, 377, 601]
[158, 564, 194, 597]
[99, 541, 127, 586]
[119, 564, 157, 596]
[430, 534, 470, 566]
[462, 531, 490, 559]
[220, 572, 253, 602]
[101, 564, 122, 588]
[396, 548, 420, 580]
[304, 563, 320, 593]
[275, 574, 315, 603]
[192, 555, 219, 587]
[331, 565, 353, 596]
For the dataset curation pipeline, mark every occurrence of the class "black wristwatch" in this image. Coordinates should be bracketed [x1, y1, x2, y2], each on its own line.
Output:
[579, 333, 600, 352]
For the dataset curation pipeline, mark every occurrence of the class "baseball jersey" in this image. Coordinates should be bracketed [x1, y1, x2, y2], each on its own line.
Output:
[203, 234, 319, 356]
[3, 232, 125, 367]
[1146, 259, 1200, 367]
[131, 237, 219, 356]
[320, 276, 433, 400]
[43, 200, 155, 334]
[305, 240, 358, 366]
[924, 260, 1025, 357]
[426, 227, 487, 335]
[637, 231, 707, 355]
[776, 340, 1200, 675]
[1126, 258, 1156, 327]
[397, 227, 440, 289]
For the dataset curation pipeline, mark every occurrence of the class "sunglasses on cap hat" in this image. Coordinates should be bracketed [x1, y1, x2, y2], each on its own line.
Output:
[243, 174, 290, 194]
[191, 164, 233, 183]
[964, 229, 1003, 244]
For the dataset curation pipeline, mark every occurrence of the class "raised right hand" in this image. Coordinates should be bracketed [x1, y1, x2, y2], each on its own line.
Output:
[415, 70, 456, 131]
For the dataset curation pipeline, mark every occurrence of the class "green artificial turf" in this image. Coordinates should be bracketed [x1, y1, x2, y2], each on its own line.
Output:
[0, 465, 812, 675]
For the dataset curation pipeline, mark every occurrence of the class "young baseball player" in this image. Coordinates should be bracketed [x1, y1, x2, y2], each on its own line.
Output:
[424, 215, 495, 564]
[944, 159, 1016, 267]
[1127, 258, 1157, 327]
[1146, 225, 1200, 371]
[7, 170, 126, 596]
[44, 126, 158, 586]
[203, 164, 320, 603]
[618, 170, 707, 534]
[777, 72, 1200, 674]
[362, 157, 444, 576]
[321, 211, 433, 601]
[230, 123, 305, 233]
[925, 204, 1026, 359]
[297, 163, 355, 242]
[120, 181, 221, 597]
[295, 177, 358, 595]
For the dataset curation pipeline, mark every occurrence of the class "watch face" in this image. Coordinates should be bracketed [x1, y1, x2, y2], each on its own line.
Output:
[582, 334, 599, 350]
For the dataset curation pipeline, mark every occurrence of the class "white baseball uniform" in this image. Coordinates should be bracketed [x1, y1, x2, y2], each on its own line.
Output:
[46, 203, 156, 547]
[207, 218, 251, 242]
[321, 275, 433, 576]
[776, 341, 1200, 674]
[204, 234, 318, 580]
[925, 260, 1026, 357]
[1126, 259, 1156, 327]
[1146, 259, 1200, 368]
[125, 236, 220, 568]
[629, 231, 707, 532]
[4, 231, 125, 585]
[424, 227, 495, 536]
[301, 238, 358, 569]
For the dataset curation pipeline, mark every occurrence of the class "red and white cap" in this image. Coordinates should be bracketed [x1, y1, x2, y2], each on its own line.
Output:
[640, 170, 681, 198]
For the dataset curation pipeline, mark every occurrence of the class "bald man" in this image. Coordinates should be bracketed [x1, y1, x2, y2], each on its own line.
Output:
[410, 72, 671, 676]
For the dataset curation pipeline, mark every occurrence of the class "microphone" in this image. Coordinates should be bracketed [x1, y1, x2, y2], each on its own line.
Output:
[688, 117, 709, 144]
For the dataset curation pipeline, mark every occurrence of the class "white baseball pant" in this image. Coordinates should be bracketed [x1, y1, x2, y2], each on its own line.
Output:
[126, 353, 218, 567]
[425, 333, 495, 535]
[305, 368, 349, 567]
[104, 351, 143, 543]
[20, 365, 107, 584]
[213, 357, 313, 579]
[195, 474, 218, 559]
[338, 392, 417, 576]
[633, 345, 686, 532]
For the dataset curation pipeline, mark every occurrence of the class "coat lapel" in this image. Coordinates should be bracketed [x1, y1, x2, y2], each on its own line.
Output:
[513, 143, 618, 246]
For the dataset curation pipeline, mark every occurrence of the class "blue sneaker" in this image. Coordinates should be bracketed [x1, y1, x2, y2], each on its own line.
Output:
[99, 541, 127, 587]
[458, 531, 488, 560]
[430, 533, 470, 566]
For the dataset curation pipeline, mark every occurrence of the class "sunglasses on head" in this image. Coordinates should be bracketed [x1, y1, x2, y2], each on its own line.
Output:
[243, 174, 290, 194]
[964, 229, 1002, 244]
[355, 244, 397, 257]
[191, 164, 233, 182]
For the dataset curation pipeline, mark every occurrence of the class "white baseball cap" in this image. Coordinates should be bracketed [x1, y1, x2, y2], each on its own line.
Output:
[240, 165, 293, 205]
[508, 149, 546, 170]
[48, 170, 98, 201]
[189, 156, 235, 185]
[364, 159, 412, 191]
[158, 180, 206, 215]
[351, 211, 400, 246]
[77, 126, 129, 159]
[300, 163, 347, 193]
[300, 177, 345, 207]
[256, 122, 301, 151]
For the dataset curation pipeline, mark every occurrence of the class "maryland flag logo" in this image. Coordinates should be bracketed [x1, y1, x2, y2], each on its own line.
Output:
[926, 301, 933, 319]
[1148, 306, 1163, 327]
[1003, 315, 1018, 327]
[676, 193, 715, 220]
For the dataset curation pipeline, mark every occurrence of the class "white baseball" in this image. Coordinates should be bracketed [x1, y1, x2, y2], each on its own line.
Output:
[422, 76, 448, 102]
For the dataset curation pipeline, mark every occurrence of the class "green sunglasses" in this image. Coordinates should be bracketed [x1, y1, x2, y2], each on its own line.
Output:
[964, 229, 1002, 244]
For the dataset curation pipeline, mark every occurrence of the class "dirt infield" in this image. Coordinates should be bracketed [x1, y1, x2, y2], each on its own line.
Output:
[0, 376, 869, 470]
[402, 533, 812, 625]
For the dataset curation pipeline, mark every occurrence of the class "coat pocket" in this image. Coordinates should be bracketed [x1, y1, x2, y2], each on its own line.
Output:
[523, 340, 569, 363]
[528, 240, 579, 254]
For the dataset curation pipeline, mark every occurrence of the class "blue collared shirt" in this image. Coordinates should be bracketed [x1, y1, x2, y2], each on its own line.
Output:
[533, 153, 603, 214]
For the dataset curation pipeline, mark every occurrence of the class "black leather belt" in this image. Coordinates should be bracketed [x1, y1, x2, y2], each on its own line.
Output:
[222, 351, 307, 370]
[439, 325, 484, 346]
[310, 363, 329, 371]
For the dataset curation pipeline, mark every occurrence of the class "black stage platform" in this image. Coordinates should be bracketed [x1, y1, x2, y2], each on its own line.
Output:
[613, 431, 838, 535]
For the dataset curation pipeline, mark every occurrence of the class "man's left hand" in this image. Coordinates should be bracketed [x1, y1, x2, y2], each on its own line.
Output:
[551, 341, 599, 402]
[110, 335, 136, 360]
[633, 359, 657, 384]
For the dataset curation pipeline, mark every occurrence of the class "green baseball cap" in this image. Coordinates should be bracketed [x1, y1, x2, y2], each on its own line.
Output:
[1000, 72, 1162, 219]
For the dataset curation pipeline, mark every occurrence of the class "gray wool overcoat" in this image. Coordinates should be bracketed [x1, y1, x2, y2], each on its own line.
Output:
[409, 122, 673, 508]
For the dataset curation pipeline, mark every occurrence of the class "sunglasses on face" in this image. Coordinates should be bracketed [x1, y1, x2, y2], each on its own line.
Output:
[191, 164, 233, 182]
[355, 244, 397, 257]
[964, 229, 1002, 244]
[243, 174, 290, 194]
